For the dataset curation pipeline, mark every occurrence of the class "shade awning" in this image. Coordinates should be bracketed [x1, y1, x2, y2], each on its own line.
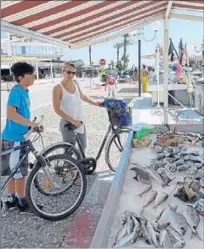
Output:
[1, 1, 204, 49]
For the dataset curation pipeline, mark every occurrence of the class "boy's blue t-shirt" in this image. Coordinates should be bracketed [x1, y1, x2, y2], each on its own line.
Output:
[2, 84, 30, 142]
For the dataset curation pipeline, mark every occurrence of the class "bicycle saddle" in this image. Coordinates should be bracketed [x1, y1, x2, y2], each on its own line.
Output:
[64, 121, 83, 131]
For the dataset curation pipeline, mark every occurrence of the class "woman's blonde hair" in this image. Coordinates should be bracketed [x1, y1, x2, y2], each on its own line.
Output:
[63, 62, 76, 71]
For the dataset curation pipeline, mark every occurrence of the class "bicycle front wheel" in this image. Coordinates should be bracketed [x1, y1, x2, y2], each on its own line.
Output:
[105, 129, 130, 172]
[26, 155, 87, 221]
[33, 142, 82, 196]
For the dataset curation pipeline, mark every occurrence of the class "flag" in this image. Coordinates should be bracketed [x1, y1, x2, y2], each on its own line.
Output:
[168, 38, 179, 62]
[182, 43, 189, 66]
[178, 38, 184, 64]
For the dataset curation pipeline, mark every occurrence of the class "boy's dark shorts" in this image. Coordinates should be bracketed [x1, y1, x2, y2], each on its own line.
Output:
[1, 139, 28, 178]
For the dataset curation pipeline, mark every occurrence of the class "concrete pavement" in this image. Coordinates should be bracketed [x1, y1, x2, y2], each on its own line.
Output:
[1, 78, 137, 120]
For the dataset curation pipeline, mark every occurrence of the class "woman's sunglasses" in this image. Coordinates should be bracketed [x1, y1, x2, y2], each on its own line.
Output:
[64, 70, 76, 75]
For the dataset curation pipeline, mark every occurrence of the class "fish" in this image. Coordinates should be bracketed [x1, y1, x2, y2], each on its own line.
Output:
[113, 225, 127, 246]
[186, 166, 197, 175]
[175, 159, 185, 166]
[119, 212, 128, 225]
[126, 215, 134, 235]
[163, 231, 173, 248]
[168, 205, 188, 236]
[166, 226, 183, 243]
[146, 221, 158, 247]
[146, 167, 166, 186]
[195, 163, 203, 169]
[183, 204, 202, 240]
[173, 241, 185, 248]
[156, 208, 165, 221]
[189, 155, 202, 163]
[113, 233, 135, 248]
[189, 180, 200, 193]
[159, 229, 167, 247]
[177, 165, 191, 172]
[131, 216, 141, 243]
[189, 151, 200, 156]
[157, 153, 165, 160]
[153, 193, 169, 208]
[130, 167, 152, 185]
[142, 190, 158, 211]
[137, 184, 152, 198]
[140, 219, 152, 245]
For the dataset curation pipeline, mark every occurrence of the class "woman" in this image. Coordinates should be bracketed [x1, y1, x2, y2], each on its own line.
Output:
[105, 71, 117, 99]
[141, 65, 149, 92]
[53, 62, 102, 150]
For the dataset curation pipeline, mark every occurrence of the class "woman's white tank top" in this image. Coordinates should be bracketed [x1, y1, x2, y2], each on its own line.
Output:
[59, 81, 84, 134]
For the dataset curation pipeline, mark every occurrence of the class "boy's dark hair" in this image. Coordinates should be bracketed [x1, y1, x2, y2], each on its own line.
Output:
[11, 62, 34, 83]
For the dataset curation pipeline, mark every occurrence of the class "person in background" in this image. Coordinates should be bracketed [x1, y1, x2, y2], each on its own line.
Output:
[141, 64, 149, 92]
[105, 71, 117, 98]
[132, 66, 138, 84]
[175, 62, 182, 81]
[52, 62, 102, 151]
[1, 62, 42, 212]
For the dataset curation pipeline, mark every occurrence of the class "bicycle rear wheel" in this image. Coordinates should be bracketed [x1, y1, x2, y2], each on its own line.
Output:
[26, 155, 87, 221]
[105, 129, 129, 172]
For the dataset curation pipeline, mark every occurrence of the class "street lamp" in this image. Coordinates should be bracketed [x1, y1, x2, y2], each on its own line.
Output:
[129, 21, 161, 96]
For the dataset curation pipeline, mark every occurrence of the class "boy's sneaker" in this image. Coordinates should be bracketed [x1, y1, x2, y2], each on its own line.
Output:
[17, 200, 43, 213]
[4, 196, 18, 210]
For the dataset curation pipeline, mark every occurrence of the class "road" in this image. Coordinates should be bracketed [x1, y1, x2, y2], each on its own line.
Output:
[1, 77, 102, 120]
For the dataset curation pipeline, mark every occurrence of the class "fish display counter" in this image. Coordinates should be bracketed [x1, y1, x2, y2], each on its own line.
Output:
[90, 126, 204, 248]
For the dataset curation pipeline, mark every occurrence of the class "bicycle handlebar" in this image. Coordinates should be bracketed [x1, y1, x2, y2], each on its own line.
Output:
[24, 115, 44, 140]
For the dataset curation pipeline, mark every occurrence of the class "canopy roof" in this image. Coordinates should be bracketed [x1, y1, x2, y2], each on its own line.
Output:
[1, 1, 204, 49]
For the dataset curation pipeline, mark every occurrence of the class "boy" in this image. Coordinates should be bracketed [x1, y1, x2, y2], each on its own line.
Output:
[105, 72, 117, 99]
[1, 62, 37, 211]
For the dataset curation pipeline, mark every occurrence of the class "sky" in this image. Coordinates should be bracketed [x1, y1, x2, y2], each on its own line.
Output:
[1, 10, 203, 68]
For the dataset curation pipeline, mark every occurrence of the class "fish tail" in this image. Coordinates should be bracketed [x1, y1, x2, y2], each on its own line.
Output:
[195, 231, 203, 241]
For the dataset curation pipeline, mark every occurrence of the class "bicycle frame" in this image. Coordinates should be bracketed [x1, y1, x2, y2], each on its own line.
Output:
[66, 122, 126, 162]
[1, 140, 33, 193]
[1, 139, 59, 195]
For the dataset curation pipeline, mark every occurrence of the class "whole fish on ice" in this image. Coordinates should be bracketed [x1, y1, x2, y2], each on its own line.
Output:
[153, 192, 169, 208]
[168, 205, 188, 236]
[130, 167, 152, 184]
[137, 184, 152, 198]
[146, 220, 158, 247]
[142, 190, 158, 211]
[140, 218, 152, 245]
[183, 204, 202, 241]
[159, 229, 167, 247]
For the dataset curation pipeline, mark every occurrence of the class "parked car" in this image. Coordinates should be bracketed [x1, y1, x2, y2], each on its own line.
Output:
[118, 69, 134, 83]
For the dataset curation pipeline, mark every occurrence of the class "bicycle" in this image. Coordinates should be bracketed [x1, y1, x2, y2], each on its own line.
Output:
[31, 99, 132, 179]
[1, 116, 87, 221]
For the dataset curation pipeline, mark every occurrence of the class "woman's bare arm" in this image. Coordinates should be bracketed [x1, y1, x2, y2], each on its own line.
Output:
[75, 80, 99, 106]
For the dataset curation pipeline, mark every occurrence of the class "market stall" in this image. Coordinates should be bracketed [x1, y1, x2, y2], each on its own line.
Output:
[91, 125, 204, 248]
